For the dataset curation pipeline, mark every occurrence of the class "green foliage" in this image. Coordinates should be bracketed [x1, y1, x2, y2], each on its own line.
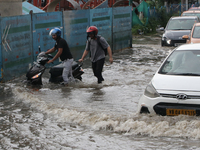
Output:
[155, 0, 164, 8]
[132, 18, 155, 35]
[132, 6, 176, 35]
[146, 0, 164, 8]
[146, 0, 181, 8]
[154, 7, 172, 27]
[146, 1, 156, 8]
[132, 24, 146, 35]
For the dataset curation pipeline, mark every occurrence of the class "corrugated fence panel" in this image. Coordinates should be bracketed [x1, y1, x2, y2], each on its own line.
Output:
[90, 8, 112, 50]
[1, 15, 32, 82]
[32, 12, 63, 64]
[0, 17, 2, 82]
[63, 9, 90, 60]
[113, 30, 132, 52]
[113, 6, 132, 52]
[113, 6, 132, 33]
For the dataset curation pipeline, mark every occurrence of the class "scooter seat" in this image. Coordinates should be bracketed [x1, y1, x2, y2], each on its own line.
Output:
[49, 61, 79, 75]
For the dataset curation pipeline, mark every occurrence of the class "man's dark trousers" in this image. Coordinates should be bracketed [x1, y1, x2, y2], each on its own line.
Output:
[92, 58, 105, 83]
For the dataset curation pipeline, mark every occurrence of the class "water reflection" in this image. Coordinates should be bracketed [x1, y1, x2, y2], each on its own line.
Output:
[89, 87, 105, 102]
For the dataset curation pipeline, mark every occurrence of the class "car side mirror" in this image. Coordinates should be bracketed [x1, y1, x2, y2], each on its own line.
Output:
[160, 27, 164, 31]
[156, 27, 164, 32]
[182, 35, 189, 39]
[157, 27, 164, 31]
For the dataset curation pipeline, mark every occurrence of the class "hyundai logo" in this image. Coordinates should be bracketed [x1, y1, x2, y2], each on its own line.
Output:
[176, 94, 187, 100]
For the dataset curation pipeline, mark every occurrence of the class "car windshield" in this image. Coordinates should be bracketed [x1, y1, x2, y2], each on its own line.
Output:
[167, 19, 197, 30]
[159, 50, 200, 76]
[192, 26, 200, 38]
[182, 13, 200, 18]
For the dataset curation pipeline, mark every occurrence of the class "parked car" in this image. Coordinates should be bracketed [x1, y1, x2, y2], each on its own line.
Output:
[188, 7, 200, 11]
[161, 16, 200, 47]
[181, 10, 200, 18]
[137, 43, 200, 116]
[182, 22, 200, 44]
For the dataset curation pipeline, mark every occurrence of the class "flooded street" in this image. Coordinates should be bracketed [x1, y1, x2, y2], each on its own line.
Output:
[1, 34, 200, 149]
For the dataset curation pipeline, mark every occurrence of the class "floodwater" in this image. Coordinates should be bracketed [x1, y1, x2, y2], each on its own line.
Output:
[1, 34, 200, 149]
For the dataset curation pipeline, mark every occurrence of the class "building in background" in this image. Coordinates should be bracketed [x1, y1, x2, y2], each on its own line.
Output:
[0, 0, 22, 17]
[28, 0, 140, 12]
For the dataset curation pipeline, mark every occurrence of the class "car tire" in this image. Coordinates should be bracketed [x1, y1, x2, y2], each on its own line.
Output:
[161, 41, 165, 47]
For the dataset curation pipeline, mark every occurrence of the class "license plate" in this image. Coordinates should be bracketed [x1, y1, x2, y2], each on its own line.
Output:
[166, 108, 196, 116]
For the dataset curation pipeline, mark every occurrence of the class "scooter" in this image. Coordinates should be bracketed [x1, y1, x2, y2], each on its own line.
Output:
[26, 46, 84, 85]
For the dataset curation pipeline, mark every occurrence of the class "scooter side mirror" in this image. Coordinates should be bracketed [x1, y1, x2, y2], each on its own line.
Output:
[38, 46, 41, 52]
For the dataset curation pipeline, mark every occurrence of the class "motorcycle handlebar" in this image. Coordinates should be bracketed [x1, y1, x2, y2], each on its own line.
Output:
[75, 60, 83, 67]
[48, 54, 54, 59]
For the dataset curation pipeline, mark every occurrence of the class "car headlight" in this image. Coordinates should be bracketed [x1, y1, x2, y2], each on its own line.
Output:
[162, 35, 171, 44]
[144, 83, 160, 98]
[166, 39, 171, 44]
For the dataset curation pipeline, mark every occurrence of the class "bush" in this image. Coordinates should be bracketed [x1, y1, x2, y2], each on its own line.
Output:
[132, 7, 174, 35]
[132, 22, 153, 35]
[155, 7, 172, 27]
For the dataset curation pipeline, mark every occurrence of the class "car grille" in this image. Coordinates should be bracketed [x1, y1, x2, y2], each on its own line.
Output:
[160, 93, 200, 99]
[172, 39, 186, 43]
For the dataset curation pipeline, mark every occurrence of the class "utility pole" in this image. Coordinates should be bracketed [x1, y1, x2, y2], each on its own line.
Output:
[181, 0, 184, 12]
[164, 0, 167, 7]
[186, 0, 188, 10]
[129, 0, 133, 6]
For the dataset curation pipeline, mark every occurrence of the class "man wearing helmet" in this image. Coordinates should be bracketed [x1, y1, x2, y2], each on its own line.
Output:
[45, 27, 74, 86]
[79, 26, 113, 84]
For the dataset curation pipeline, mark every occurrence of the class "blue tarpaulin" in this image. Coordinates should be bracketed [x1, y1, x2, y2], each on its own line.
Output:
[22, 1, 45, 15]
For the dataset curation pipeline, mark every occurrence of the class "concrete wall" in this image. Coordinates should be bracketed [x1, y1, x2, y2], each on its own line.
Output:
[0, 0, 22, 17]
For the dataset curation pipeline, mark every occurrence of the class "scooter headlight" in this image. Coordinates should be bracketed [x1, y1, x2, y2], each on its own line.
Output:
[144, 83, 160, 98]
[31, 72, 42, 79]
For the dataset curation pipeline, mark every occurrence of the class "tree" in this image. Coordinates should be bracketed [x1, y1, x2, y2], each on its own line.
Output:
[146, 0, 181, 8]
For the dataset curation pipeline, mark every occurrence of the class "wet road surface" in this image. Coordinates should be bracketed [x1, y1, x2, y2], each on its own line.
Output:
[1, 33, 200, 149]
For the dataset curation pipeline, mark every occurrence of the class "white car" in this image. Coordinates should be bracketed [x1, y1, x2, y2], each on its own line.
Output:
[137, 43, 200, 116]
